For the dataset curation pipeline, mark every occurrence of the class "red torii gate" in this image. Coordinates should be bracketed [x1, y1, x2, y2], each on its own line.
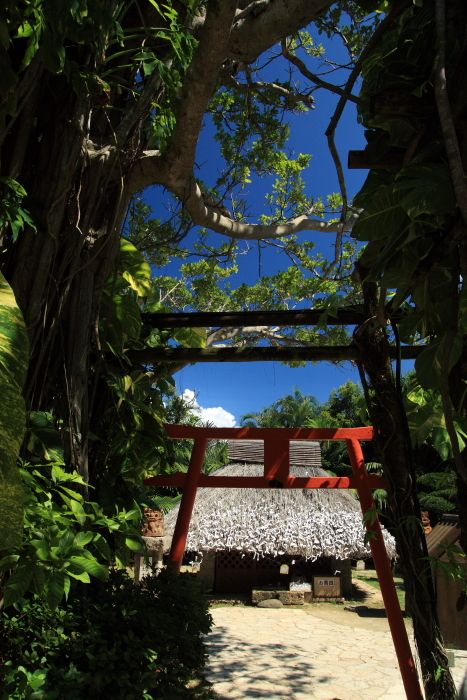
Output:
[144, 424, 423, 700]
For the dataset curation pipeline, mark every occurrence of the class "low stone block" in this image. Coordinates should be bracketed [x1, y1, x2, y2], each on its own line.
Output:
[257, 598, 283, 608]
[252, 589, 282, 604]
[251, 588, 304, 605]
[278, 590, 304, 605]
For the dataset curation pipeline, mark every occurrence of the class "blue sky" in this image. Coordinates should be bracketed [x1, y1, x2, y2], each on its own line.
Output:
[142, 29, 413, 426]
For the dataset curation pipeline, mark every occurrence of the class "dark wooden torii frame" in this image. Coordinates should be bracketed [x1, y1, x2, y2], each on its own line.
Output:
[144, 424, 423, 700]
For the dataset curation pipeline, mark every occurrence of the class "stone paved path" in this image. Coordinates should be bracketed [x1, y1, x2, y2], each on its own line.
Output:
[204, 607, 467, 699]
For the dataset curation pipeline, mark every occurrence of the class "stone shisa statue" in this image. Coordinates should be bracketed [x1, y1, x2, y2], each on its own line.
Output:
[421, 511, 432, 535]
[141, 507, 166, 537]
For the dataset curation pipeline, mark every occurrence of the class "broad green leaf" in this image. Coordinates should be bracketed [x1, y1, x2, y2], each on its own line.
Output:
[59, 530, 75, 553]
[3, 563, 34, 607]
[0, 270, 29, 386]
[69, 555, 109, 581]
[144, 285, 168, 313]
[45, 570, 67, 610]
[432, 427, 458, 462]
[125, 537, 145, 553]
[27, 411, 64, 462]
[407, 402, 440, 445]
[92, 533, 112, 560]
[352, 186, 408, 241]
[353, 170, 394, 209]
[120, 237, 152, 297]
[369, 114, 421, 148]
[173, 326, 206, 348]
[0, 272, 29, 549]
[0, 553, 19, 572]
[398, 312, 427, 343]
[67, 569, 91, 582]
[415, 333, 463, 390]
[394, 164, 456, 219]
[74, 531, 93, 547]
[31, 563, 45, 594]
[70, 499, 88, 526]
[63, 572, 71, 600]
[113, 293, 142, 343]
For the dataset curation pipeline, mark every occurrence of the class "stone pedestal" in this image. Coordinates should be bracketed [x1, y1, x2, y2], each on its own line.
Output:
[134, 536, 165, 583]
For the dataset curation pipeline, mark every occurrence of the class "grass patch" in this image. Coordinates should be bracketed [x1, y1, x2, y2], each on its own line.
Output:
[354, 570, 406, 610]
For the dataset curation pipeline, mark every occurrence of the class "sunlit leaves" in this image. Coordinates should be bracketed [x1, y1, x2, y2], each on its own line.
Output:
[0, 272, 29, 549]
[1, 464, 147, 609]
[120, 237, 152, 297]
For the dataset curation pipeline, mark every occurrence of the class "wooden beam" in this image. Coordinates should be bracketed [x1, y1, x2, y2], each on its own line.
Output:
[126, 344, 424, 365]
[140, 307, 404, 328]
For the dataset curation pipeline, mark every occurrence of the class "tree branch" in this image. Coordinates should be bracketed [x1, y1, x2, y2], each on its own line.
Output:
[127, 0, 362, 241]
[130, 156, 359, 238]
[281, 41, 364, 106]
[227, 0, 337, 63]
[163, 0, 239, 181]
[222, 71, 315, 109]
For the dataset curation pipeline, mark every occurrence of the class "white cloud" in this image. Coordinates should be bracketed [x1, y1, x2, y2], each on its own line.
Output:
[181, 389, 236, 427]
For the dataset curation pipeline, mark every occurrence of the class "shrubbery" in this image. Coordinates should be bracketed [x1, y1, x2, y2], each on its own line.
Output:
[1, 569, 213, 700]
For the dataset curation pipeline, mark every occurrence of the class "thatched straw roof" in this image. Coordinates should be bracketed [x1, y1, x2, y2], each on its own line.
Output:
[164, 442, 396, 560]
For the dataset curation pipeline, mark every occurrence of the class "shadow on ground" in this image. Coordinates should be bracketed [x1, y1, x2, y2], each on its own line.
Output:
[205, 624, 347, 698]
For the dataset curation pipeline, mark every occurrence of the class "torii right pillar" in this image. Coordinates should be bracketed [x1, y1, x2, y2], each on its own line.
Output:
[346, 438, 423, 700]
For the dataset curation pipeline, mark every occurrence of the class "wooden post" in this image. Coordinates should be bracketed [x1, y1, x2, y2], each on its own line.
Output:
[346, 438, 424, 700]
[168, 438, 208, 572]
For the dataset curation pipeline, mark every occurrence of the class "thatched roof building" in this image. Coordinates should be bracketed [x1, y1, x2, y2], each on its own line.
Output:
[164, 440, 396, 561]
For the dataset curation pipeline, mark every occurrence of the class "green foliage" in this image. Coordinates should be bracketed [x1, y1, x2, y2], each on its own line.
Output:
[1, 0, 197, 146]
[1, 569, 213, 699]
[241, 387, 320, 428]
[0, 272, 29, 550]
[0, 462, 146, 610]
[393, 164, 456, 220]
[423, 539, 467, 585]
[0, 178, 36, 242]
[352, 186, 408, 241]
[324, 381, 364, 426]
[352, 0, 467, 478]
[25, 412, 64, 463]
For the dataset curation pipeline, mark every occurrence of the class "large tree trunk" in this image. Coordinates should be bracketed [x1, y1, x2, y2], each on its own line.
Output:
[1, 0, 333, 480]
[356, 282, 457, 700]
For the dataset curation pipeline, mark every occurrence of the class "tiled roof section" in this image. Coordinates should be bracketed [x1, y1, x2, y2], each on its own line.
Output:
[426, 514, 461, 558]
[227, 439, 321, 466]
